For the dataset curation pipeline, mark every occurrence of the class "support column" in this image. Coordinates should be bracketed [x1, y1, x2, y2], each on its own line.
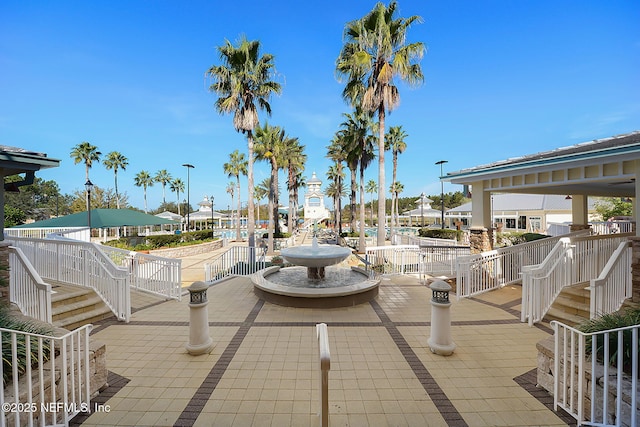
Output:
[469, 181, 492, 253]
[569, 195, 591, 232]
[631, 160, 640, 302]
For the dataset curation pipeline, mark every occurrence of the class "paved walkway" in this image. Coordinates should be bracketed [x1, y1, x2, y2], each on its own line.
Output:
[73, 249, 573, 427]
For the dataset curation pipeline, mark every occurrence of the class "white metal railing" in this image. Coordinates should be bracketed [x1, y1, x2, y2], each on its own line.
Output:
[0, 325, 92, 427]
[8, 237, 131, 322]
[5, 226, 90, 242]
[456, 228, 594, 300]
[590, 241, 633, 319]
[421, 245, 472, 276]
[590, 221, 635, 235]
[100, 246, 182, 301]
[204, 246, 267, 282]
[521, 234, 632, 326]
[316, 323, 330, 427]
[552, 321, 638, 427]
[391, 233, 459, 247]
[365, 245, 470, 277]
[8, 246, 52, 324]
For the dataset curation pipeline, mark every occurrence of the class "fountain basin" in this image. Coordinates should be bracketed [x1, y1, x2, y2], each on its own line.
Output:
[280, 244, 352, 268]
[252, 266, 380, 308]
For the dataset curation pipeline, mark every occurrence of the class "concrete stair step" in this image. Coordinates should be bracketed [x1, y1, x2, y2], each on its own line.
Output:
[552, 294, 590, 318]
[545, 307, 587, 327]
[49, 284, 114, 329]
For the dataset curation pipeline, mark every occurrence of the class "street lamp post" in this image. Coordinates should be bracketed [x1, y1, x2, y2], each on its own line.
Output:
[435, 160, 448, 229]
[210, 195, 215, 234]
[182, 164, 194, 232]
[420, 192, 425, 228]
[85, 179, 94, 234]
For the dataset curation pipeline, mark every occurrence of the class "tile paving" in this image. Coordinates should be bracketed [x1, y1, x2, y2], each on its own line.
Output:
[72, 251, 574, 427]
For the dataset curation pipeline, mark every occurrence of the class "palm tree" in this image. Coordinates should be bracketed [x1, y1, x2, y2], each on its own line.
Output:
[170, 178, 185, 215]
[254, 122, 289, 253]
[226, 182, 235, 233]
[326, 138, 347, 235]
[134, 171, 154, 213]
[282, 137, 306, 234]
[103, 151, 128, 209]
[326, 163, 345, 231]
[385, 125, 408, 235]
[70, 141, 101, 183]
[255, 181, 269, 229]
[223, 150, 248, 241]
[337, 1, 424, 246]
[154, 169, 173, 205]
[390, 181, 404, 227]
[207, 36, 282, 248]
[365, 179, 377, 227]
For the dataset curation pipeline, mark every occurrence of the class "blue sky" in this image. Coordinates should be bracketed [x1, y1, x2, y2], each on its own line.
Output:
[1, 1, 638, 212]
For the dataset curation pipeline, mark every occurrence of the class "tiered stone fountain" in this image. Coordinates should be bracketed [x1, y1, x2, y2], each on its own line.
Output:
[252, 235, 380, 308]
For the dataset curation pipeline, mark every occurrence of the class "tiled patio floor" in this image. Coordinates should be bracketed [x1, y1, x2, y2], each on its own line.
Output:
[73, 271, 574, 427]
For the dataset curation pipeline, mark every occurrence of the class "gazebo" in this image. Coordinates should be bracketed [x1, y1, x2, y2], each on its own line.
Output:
[185, 196, 226, 230]
[400, 197, 444, 227]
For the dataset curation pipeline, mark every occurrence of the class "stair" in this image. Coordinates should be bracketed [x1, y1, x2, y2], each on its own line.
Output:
[50, 283, 114, 330]
[544, 283, 591, 327]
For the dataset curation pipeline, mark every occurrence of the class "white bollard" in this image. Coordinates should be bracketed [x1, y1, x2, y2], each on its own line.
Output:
[186, 281, 214, 355]
[427, 279, 456, 356]
[316, 323, 330, 427]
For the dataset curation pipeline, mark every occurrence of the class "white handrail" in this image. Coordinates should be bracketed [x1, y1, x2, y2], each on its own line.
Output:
[8, 246, 52, 324]
[590, 241, 632, 319]
[204, 246, 267, 283]
[552, 321, 638, 427]
[0, 325, 92, 427]
[316, 323, 330, 427]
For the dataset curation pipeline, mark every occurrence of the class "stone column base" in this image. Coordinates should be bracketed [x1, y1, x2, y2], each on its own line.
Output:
[0, 241, 11, 303]
[630, 237, 640, 303]
[468, 227, 492, 254]
[570, 224, 591, 232]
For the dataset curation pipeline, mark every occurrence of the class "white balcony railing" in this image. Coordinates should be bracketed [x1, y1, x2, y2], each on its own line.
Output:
[8, 246, 52, 324]
[0, 325, 93, 427]
[552, 321, 638, 427]
[590, 241, 633, 319]
[204, 246, 267, 283]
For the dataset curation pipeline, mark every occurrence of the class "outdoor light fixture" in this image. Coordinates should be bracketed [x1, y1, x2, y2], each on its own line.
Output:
[214, 196, 219, 232]
[85, 179, 94, 231]
[435, 160, 448, 229]
[182, 164, 194, 231]
[420, 192, 425, 228]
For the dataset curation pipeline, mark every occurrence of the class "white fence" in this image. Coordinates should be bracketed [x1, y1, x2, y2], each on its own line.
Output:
[8, 237, 131, 322]
[0, 325, 92, 427]
[521, 234, 631, 326]
[100, 246, 182, 301]
[5, 226, 90, 242]
[391, 233, 459, 247]
[552, 321, 638, 427]
[365, 245, 470, 277]
[590, 241, 633, 320]
[8, 246, 52, 324]
[204, 246, 267, 283]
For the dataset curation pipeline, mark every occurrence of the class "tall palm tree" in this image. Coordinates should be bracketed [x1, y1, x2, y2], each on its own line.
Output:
[337, 1, 424, 246]
[326, 138, 347, 235]
[154, 169, 173, 205]
[254, 122, 289, 253]
[282, 137, 306, 234]
[207, 36, 282, 248]
[134, 171, 154, 213]
[365, 179, 377, 227]
[170, 178, 185, 215]
[255, 181, 269, 228]
[223, 150, 248, 241]
[385, 125, 408, 234]
[326, 163, 345, 232]
[103, 151, 128, 209]
[226, 182, 235, 234]
[290, 172, 306, 234]
[70, 141, 101, 183]
[390, 181, 404, 227]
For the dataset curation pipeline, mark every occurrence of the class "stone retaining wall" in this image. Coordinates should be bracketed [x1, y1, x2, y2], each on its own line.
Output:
[148, 239, 224, 258]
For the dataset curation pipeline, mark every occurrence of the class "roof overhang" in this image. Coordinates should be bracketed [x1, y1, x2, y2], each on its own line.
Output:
[443, 132, 640, 197]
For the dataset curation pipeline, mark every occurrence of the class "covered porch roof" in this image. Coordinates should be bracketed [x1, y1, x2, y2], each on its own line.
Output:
[14, 209, 179, 229]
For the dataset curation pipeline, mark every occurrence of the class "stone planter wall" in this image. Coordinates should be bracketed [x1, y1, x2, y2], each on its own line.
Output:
[148, 239, 224, 258]
[537, 336, 638, 427]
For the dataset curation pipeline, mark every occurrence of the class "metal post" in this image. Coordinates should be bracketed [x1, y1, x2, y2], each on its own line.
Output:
[435, 160, 448, 229]
[420, 192, 425, 228]
[182, 164, 194, 231]
[210, 195, 215, 236]
[85, 179, 94, 235]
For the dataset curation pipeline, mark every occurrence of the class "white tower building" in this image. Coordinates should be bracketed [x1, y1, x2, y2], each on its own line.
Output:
[303, 172, 330, 223]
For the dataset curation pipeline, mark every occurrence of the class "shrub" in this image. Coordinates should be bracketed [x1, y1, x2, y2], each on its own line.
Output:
[578, 307, 640, 378]
[418, 228, 462, 242]
[496, 232, 548, 247]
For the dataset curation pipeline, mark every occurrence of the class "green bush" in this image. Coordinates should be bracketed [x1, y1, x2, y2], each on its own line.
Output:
[578, 307, 640, 378]
[102, 231, 218, 251]
[418, 228, 462, 242]
[496, 232, 548, 247]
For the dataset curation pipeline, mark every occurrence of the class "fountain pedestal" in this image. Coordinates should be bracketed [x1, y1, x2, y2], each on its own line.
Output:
[308, 267, 325, 280]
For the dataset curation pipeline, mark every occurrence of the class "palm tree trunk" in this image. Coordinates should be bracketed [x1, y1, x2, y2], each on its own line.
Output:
[377, 107, 386, 246]
[359, 165, 366, 253]
[236, 178, 242, 241]
[247, 131, 256, 249]
[350, 168, 357, 234]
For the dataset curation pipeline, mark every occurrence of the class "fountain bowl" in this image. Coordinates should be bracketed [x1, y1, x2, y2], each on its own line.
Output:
[280, 243, 351, 268]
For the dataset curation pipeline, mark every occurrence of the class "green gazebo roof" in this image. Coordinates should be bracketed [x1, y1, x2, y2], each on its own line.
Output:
[15, 209, 179, 229]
